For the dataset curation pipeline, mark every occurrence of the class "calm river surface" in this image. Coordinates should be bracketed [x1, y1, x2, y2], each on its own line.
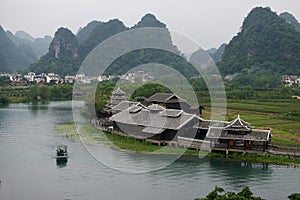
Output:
[0, 101, 299, 200]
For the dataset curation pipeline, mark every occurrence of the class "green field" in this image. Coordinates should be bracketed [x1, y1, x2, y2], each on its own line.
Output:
[201, 99, 300, 146]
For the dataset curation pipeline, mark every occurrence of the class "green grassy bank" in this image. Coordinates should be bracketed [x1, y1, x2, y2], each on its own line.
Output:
[55, 123, 300, 165]
[55, 123, 200, 155]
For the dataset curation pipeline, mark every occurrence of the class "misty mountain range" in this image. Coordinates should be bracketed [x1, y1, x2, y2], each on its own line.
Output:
[1, 6, 300, 87]
[0, 26, 52, 72]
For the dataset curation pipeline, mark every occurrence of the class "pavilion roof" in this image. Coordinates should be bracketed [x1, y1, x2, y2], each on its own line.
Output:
[224, 114, 252, 131]
[146, 93, 185, 103]
[111, 101, 140, 113]
[110, 105, 199, 132]
[112, 86, 126, 95]
[206, 127, 270, 142]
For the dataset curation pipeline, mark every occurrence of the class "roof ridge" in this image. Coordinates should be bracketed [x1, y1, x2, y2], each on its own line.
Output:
[224, 114, 252, 130]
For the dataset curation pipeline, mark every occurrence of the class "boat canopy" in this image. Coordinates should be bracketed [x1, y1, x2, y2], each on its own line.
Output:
[56, 145, 67, 150]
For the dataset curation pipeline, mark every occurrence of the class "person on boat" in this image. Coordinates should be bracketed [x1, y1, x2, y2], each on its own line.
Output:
[57, 148, 63, 156]
[60, 148, 64, 156]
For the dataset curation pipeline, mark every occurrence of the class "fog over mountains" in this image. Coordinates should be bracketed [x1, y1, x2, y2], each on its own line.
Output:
[1, 7, 300, 87]
[0, 25, 52, 72]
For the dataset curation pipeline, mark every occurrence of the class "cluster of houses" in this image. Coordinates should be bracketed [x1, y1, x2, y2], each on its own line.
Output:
[0, 72, 74, 85]
[282, 75, 300, 86]
[119, 71, 154, 83]
[98, 87, 272, 153]
[0, 71, 154, 85]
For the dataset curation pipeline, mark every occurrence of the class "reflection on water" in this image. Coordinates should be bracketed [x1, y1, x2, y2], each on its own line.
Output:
[56, 159, 68, 168]
[0, 102, 299, 200]
[27, 102, 50, 108]
[207, 158, 273, 190]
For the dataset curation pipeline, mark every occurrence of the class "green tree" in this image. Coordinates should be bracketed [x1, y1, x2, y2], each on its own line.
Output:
[131, 83, 171, 99]
[195, 186, 264, 200]
[94, 81, 115, 114]
[0, 76, 11, 86]
[39, 86, 49, 101]
[0, 96, 9, 105]
[288, 193, 300, 200]
[30, 86, 40, 102]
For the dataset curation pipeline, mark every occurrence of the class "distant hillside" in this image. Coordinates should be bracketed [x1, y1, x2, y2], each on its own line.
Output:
[0, 25, 32, 71]
[218, 7, 300, 87]
[189, 48, 212, 65]
[79, 19, 128, 61]
[189, 43, 226, 67]
[209, 43, 226, 63]
[6, 31, 37, 63]
[207, 48, 217, 55]
[0, 54, 12, 73]
[31, 19, 129, 75]
[280, 12, 300, 32]
[15, 30, 35, 42]
[31, 13, 197, 77]
[105, 13, 197, 77]
[7, 31, 52, 60]
[30, 27, 80, 75]
[33, 35, 53, 57]
[132, 13, 166, 28]
[76, 20, 102, 45]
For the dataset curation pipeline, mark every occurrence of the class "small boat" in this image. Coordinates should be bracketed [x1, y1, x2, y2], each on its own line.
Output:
[56, 145, 68, 160]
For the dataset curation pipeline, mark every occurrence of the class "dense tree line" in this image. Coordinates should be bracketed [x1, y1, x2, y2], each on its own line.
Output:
[105, 49, 197, 78]
[195, 186, 300, 200]
[30, 84, 73, 102]
[0, 84, 73, 104]
[0, 96, 9, 105]
[189, 76, 300, 100]
[131, 83, 171, 99]
[0, 76, 11, 86]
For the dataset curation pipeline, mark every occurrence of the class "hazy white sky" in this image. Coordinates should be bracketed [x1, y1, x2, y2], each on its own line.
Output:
[0, 0, 299, 49]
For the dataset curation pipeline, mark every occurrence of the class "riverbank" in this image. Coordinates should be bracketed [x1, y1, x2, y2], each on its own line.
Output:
[55, 123, 300, 165]
[55, 123, 201, 155]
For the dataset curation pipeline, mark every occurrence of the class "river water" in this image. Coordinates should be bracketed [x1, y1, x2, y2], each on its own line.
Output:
[0, 101, 299, 200]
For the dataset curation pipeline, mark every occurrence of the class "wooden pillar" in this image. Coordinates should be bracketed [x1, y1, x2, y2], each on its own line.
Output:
[226, 150, 229, 159]
[263, 141, 266, 152]
[227, 140, 229, 150]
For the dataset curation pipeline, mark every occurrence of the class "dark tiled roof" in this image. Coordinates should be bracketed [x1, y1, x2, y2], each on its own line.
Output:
[134, 96, 147, 101]
[147, 104, 165, 111]
[110, 98, 270, 140]
[146, 93, 175, 103]
[160, 109, 183, 117]
[112, 101, 138, 110]
[111, 101, 139, 112]
[110, 105, 197, 131]
[142, 127, 165, 134]
[206, 127, 271, 141]
[129, 105, 143, 113]
[166, 98, 185, 103]
[196, 120, 229, 129]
